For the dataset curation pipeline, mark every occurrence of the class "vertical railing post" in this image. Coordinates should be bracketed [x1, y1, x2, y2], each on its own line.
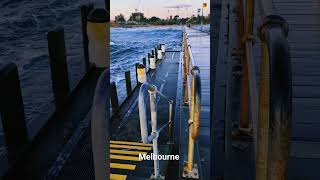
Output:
[80, 4, 94, 72]
[47, 27, 70, 111]
[184, 45, 190, 105]
[110, 82, 119, 115]
[125, 71, 132, 97]
[0, 63, 29, 163]
[238, 0, 250, 129]
[91, 70, 109, 180]
[148, 85, 160, 179]
[168, 102, 173, 144]
[256, 13, 291, 180]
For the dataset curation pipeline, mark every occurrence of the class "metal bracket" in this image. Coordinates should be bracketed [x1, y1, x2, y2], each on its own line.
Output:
[182, 162, 199, 179]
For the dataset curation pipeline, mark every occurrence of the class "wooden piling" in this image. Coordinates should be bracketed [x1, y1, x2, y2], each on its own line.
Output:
[147, 53, 151, 72]
[0, 62, 29, 163]
[110, 82, 119, 115]
[80, 4, 94, 72]
[135, 63, 139, 85]
[143, 58, 147, 68]
[125, 71, 132, 97]
[47, 27, 70, 111]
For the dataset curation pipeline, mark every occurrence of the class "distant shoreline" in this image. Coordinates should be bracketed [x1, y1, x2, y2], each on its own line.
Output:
[110, 23, 183, 28]
[110, 22, 210, 28]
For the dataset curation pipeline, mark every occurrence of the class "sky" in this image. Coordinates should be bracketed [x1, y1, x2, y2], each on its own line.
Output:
[110, 0, 210, 20]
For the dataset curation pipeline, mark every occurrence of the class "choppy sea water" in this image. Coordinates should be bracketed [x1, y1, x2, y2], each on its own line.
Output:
[110, 26, 183, 104]
[0, 0, 104, 173]
[0, 0, 104, 124]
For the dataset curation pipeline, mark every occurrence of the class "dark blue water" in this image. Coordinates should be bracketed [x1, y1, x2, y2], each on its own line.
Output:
[110, 26, 183, 103]
[0, 0, 104, 174]
[0, 0, 103, 124]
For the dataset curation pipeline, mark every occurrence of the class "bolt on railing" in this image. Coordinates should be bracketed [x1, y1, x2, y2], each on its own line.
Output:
[138, 83, 174, 179]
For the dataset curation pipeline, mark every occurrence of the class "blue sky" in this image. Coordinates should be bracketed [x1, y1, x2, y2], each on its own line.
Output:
[111, 0, 210, 20]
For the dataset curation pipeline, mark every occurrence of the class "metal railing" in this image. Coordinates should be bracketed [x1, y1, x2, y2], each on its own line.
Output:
[237, 0, 292, 179]
[182, 29, 202, 176]
[91, 69, 109, 180]
[138, 83, 174, 179]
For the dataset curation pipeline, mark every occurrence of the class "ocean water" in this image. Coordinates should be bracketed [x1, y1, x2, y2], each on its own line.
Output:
[0, 0, 104, 174]
[110, 26, 183, 104]
[0, 0, 104, 124]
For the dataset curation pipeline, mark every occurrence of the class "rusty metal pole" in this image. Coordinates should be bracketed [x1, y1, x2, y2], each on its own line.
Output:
[239, 0, 250, 129]
[256, 12, 291, 180]
[256, 42, 270, 180]
[187, 73, 195, 172]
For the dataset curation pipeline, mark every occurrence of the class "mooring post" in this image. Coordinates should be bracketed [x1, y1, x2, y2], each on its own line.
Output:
[80, 4, 94, 72]
[87, 8, 110, 180]
[147, 53, 151, 72]
[0, 62, 29, 163]
[143, 58, 147, 68]
[154, 47, 158, 62]
[47, 27, 70, 111]
[137, 64, 147, 84]
[135, 63, 139, 85]
[125, 71, 132, 96]
[110, 82, 119, 115]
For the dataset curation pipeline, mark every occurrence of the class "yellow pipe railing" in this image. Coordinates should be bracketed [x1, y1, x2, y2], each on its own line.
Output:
[182, 29, 202, 176]
[237, 0, 292, 180]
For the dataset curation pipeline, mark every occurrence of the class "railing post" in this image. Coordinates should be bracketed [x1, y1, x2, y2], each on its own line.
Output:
[80, 4, 94, 72]
[184, 45, 190, 105]
[183, 67, 201, 179]
[110, 82, 119, 115]
[148, 85, 160, 179]
[125, 71, 132, 96]
[238, 0, 250, 129]
[0, 63, 29, 163]
[256, 14, 291, 180]
[47, 27, 70, 111]
[91, 70, 109, 180]
[168, 102, 173, 144]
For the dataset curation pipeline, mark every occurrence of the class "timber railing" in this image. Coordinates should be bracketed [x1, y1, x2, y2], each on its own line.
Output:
[236, 0, 292, 179]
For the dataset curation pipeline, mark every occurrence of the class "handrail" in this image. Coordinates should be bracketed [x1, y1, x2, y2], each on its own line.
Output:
[91, 70, 109, 180]
[138, 83, 174, 178]
[182, 28, 202, 176]
[256, 15, 291, 180]
[237, 0, 292, 179]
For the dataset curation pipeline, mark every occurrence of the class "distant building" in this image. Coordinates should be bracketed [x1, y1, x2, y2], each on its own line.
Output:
[129, 11, 145, 23]
[115, 14, 126, 23]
